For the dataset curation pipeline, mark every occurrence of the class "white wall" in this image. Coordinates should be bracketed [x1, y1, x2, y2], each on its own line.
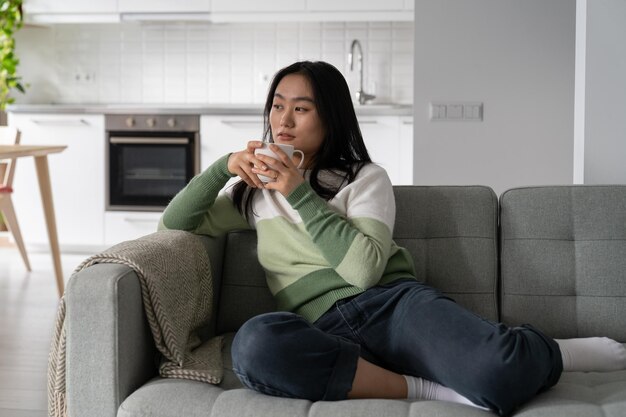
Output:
[14, 21, 413, 105]
[583, 0, 626, 184]
[413, 0, 576, 196]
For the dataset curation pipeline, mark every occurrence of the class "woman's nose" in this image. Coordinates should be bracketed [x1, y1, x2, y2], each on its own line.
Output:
[280, 111, 294, 127]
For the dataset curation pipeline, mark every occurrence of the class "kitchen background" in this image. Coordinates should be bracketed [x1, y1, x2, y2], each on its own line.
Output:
[3, 0, 626, 255]
[2, 3, 626, 416]
[16, 21, 413, 105]
[5, 14, 416, 253]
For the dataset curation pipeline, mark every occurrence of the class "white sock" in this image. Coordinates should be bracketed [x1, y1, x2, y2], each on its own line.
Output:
[403, 375, 488, 410]
[556, 337, 626, 372]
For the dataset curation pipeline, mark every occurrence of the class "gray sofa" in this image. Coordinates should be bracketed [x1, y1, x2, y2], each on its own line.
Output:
[65, 185, 626, 417]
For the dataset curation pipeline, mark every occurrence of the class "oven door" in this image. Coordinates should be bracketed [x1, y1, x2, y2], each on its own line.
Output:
[107, 133, 196, 211]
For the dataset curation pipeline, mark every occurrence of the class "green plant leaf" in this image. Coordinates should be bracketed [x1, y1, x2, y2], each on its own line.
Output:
[0, 0, 26, 109]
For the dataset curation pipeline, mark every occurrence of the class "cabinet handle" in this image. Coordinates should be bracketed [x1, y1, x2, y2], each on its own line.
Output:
[221, 120, 263, 127]
[359, 120, 379, 125]
[121, 13, 211, 22]
[110, 137, 189, 145]
[123, 218, 158, 223]
[31, 118, 90, 126]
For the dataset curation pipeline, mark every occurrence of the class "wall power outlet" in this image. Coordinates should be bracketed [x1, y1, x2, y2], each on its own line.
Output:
[73, 71, 97, 84]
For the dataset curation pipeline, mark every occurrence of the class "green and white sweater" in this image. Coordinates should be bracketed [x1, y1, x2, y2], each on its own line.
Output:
[159, 154, 417, 323]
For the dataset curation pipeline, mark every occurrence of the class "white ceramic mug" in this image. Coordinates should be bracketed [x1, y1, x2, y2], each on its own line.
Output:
[254, 143, 305, 183]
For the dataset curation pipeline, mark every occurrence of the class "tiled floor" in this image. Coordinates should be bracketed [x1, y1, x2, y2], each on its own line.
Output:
[0, 242, 88, 417]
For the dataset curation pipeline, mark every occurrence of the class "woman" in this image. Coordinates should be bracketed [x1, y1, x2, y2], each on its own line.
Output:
[160, 61, 626, 416]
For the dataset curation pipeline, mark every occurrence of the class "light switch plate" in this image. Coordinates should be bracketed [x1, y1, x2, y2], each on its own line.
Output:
[429, 102, 483, 122]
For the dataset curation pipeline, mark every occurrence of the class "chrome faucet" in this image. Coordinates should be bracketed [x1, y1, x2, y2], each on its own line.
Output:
[349, 39, 376, 105]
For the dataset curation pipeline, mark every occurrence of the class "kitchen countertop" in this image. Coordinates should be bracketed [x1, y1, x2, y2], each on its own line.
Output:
[6, 103, 413, 117]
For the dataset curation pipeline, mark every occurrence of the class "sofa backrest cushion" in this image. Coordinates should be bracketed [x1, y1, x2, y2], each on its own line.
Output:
[393, 186, 499, 321]
[216, 230, 274, 334]
[500, 186, 626, 341]
[216, 185, 500, 334]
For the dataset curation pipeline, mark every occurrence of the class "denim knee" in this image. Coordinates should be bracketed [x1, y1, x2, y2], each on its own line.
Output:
[230, 311, 360, 401]
[466, 326, 562, 416]
[231, 312, 298, 381]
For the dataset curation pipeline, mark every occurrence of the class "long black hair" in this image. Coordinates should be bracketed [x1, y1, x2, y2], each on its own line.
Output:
[232, 60, 371, 218]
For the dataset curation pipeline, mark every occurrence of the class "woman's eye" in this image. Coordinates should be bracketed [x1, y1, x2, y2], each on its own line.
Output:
[272, 104, 283, 110]
[295, 107, 307, 112]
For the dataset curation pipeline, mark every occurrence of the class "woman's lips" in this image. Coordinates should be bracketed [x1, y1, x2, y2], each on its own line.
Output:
[277, 133, 295, 140]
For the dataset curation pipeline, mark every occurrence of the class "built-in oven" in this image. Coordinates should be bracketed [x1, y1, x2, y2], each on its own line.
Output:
[105, 114, 200, 211]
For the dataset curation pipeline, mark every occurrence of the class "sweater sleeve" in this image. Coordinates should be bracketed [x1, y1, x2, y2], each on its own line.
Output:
[158, 154, 251, 236]
[286, 165, 395, 289]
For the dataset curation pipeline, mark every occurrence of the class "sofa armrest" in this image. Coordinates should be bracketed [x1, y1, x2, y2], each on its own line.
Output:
[65, 234, 226, 417]
[66, 263, 157, 417]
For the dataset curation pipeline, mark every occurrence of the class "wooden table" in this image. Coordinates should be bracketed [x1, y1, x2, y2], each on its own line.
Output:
[0, 144, 67, 297]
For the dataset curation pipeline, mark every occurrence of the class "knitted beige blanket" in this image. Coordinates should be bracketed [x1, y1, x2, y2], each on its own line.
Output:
[47, 230, 223, 417]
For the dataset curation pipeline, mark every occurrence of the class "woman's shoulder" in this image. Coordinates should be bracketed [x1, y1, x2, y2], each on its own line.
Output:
[332, 162, 392, 196]
[354, 162, 392, 185]
[314, 162, 391, 196]
[357, 162, 389, 176]
[335, 162, 396, 222]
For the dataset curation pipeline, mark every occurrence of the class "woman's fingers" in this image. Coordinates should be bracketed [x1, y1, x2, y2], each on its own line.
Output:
[253, 146, 304, 196]
[228, 142, 301, 189]
[246, 140, 265, 153]
[256, 145, 295, 173]
[228, 150, 266, 188]
[269, 144, 296, 169]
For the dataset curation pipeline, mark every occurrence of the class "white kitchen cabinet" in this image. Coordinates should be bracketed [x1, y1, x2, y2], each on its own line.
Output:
[104, 211, 162, 245]
[23, 0, 119, 23]
[25, 0, 210, 14]
[200, 115, 265, 170]
[8, 113, 106, 250]
[118, 0, 210, 13]
[200, 115, 265, 190]
[24, 0, 411, 23]
[210, 0, 412, 22]
[213, 0, 410, 13]
[201, 114, 413, 186]
[23, 0, 117, 13]
[399, 116, 414, 184]
[359, 115, 412, 185]
[212, 0, 305, 13]
[307, 0, 405, 12]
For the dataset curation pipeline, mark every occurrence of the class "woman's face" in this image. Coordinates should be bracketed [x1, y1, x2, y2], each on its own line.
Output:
[269, 73, 325, 169]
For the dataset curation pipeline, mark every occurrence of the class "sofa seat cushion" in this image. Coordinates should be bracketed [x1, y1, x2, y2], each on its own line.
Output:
[117, 378, 223, 417]
[117, 381, 489, 417]
[514, 370, 626, 417]
[119, 333, 626, 417]
[118, 370, 626, 417]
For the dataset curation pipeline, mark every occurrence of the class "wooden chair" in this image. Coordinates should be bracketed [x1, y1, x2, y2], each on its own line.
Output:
[0, 126, 31, 271]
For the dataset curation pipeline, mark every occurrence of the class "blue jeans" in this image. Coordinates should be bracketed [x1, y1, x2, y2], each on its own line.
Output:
[231, 279, 562, 416]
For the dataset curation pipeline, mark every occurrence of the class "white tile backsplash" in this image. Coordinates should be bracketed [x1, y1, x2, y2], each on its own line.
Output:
[15, 21, 413, 105]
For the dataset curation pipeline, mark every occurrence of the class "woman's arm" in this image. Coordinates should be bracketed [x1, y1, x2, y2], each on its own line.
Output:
[287, 165, 396, 289]
[159, 154, 250, 235]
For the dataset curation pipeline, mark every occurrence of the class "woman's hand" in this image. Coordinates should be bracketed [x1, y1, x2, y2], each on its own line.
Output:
[251, 144, 305, 196]
[227, 140, 268, 189]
